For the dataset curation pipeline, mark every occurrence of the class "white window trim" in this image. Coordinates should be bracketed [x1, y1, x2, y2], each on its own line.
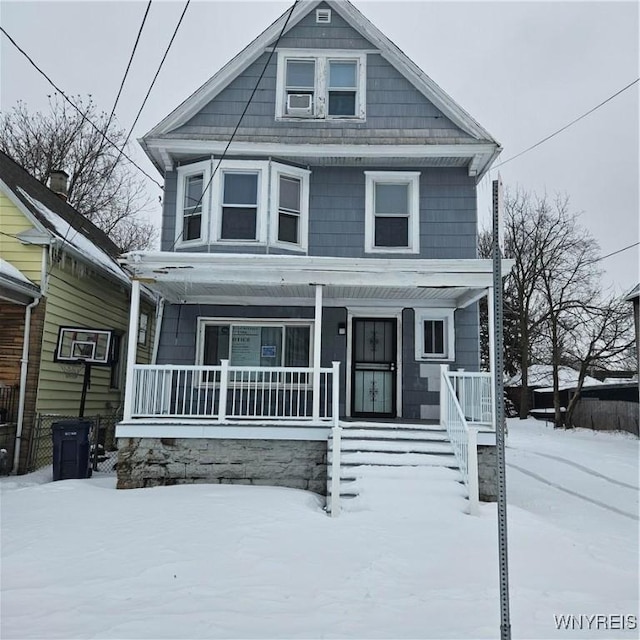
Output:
[364, 171, 420, 254]
[269, 164, 311, 252]
[175, 160, 211, 248]
[212, 160, 270, 245]
[196, 317, 316, 386]
[275, 49, 367, 121]
[176, 160, 310, 250]
[414, 308, 455, 362]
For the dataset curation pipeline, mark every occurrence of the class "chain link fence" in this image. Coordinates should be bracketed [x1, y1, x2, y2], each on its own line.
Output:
[27, 413, 122, 474]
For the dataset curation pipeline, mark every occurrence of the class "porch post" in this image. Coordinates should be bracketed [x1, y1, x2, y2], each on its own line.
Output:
[487, 286, 497, 430]
[123, 279, 140, 422]
[312, 284, 323, 422]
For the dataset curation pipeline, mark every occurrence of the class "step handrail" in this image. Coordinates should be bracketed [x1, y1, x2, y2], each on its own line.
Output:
[440, 365, 479, 515]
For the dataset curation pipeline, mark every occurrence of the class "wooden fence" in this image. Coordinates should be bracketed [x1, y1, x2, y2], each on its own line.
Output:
[571, 398, 639, 436]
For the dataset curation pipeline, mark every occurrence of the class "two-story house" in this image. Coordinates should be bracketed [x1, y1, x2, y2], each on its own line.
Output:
[117, 0, 507, 513]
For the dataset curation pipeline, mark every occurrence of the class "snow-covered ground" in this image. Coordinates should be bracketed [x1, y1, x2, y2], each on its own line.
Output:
[1, 419, 638, 639]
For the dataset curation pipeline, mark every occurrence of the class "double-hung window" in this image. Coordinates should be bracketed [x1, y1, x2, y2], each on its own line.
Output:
[414, 309, 455, 361]
[365, 171, 420, 253]
[327, 60, 358, 116]
[277, 50, 366, 120]
[220, 172, 259, 241]
[176, 160, 211, 246]
[176, 160, 309, 249]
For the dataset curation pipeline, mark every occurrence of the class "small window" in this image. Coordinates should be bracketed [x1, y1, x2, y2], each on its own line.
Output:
[220, 172, 258, 240]
[365, 172, 420, 253]
[414, 309, 455, 361]
[176, 160, 211, 246]
[328, 60, 357, 116]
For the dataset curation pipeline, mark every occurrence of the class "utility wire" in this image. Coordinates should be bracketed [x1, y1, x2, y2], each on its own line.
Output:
[52, 1, 153, 268]
[493, 78, 639, 170]
[0, 26, 162, 188]
[588, 241, 640, 265]
[92, 0, 189, 211]
[168, 0, 299, 252]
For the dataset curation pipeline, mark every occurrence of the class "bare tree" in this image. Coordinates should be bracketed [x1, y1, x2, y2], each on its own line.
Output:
[0, 95, 157, 251]
[563, 296, 635, 427]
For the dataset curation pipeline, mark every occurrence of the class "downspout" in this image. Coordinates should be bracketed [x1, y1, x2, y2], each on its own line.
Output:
[13, 297, 40, 473]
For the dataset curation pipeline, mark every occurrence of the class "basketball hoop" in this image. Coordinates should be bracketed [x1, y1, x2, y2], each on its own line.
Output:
[60, 361, 83, 379]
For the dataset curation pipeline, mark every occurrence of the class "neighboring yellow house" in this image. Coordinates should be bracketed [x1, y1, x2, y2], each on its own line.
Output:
[0, 150, 155, 474]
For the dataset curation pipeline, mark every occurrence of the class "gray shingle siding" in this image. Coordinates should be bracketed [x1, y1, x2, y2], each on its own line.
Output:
[162, 166, 477, 258]
[171, 47, 470, 143]
[157, 303, 478, 419]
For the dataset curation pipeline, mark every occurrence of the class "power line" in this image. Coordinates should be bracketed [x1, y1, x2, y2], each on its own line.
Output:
[590, 241, 639, 264]
[55, 1, 154, 263]
[91, 0, 189, 211]
[0, 26, 162, 189]
[169, 1, 299, 252]
[493, 78, 639, 170]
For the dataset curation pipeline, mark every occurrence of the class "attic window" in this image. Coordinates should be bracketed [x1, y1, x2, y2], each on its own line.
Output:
[316, 9, 331, 23]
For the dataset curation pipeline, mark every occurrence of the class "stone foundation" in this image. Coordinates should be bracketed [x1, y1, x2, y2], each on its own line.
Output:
[116, 437, 328, 494]
[477, 444, 498, 502]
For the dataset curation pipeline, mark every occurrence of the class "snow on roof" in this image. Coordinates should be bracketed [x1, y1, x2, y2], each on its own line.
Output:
[17, 188, 130, 286]
[0, 258, 33, 286]
[506, 364, 603, 391]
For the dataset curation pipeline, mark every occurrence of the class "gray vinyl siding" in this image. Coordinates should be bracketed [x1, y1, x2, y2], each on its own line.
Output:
[402, 305, 480, 419]
[157, 303, 476, 419]
[162, 165, 477, 259]
[170, 21, 472, 145]
[277, 2, 374, 50]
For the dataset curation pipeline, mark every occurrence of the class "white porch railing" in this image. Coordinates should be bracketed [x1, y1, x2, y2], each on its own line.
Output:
[446, 369, 493, 426]
[440, 365, 480, 515]
[128, 360, 339, 423]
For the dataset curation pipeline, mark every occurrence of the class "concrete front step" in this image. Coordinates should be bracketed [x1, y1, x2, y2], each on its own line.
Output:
[332, 439, 454, 454]
[335, 428, 450, 442]
[339, 420, 444, 432]
[331, 451, 458, 467]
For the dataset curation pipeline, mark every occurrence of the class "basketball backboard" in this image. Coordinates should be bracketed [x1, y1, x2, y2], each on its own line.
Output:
[55, 327, 113, 365]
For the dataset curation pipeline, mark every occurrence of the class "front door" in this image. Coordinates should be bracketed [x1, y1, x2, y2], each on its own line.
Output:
[351, 318, 397, 417]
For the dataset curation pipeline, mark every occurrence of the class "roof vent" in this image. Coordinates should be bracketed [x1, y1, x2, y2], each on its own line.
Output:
[316, 8, 331, 24]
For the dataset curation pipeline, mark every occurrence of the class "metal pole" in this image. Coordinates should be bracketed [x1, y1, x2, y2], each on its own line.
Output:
[492, 176, 511, 640]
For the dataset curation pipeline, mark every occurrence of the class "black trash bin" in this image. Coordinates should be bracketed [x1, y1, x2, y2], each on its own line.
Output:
[52, 419, 93, 481]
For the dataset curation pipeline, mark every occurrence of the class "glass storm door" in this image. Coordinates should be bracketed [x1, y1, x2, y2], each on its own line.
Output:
[352, 318, 397, 417]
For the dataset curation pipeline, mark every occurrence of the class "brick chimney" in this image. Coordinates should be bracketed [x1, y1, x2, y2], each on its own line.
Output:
[48, 170, 69, 200]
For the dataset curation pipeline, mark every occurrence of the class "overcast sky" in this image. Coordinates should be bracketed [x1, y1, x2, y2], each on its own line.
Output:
[1, 0, 638, 293]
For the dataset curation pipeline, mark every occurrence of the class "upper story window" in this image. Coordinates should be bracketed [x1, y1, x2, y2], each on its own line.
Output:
[175, 160, 309, 251]
[276, 50, 366, 120]
[364, 171, 420, 254]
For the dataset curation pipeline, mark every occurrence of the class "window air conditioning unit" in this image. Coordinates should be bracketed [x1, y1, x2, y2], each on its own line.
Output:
[286, 93, 314, 116]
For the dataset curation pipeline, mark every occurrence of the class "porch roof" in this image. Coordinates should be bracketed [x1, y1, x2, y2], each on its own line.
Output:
[120, 252, 512, 308]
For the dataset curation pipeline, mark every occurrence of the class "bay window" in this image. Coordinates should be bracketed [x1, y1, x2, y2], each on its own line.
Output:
[175, 160, 309, 250]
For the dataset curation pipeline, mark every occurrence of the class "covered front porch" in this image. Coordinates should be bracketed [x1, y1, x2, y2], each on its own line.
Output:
[117, 253, 503, 511]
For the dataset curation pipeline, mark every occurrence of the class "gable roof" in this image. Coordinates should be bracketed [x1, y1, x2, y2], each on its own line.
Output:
[625, 283, 639, 301]
[144, 0, 497, 144]
[0, 150, 131, 286]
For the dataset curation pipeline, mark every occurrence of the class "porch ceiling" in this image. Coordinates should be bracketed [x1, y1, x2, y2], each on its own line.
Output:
[121, 253, 513, 308]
